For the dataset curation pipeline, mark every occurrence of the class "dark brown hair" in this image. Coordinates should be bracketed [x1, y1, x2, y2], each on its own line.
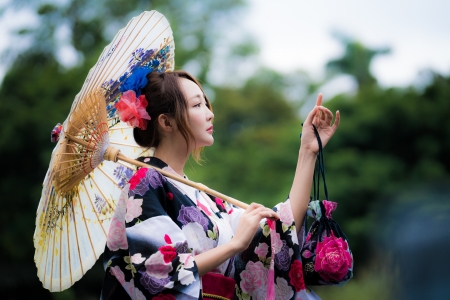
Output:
[133, 70, 212, 162]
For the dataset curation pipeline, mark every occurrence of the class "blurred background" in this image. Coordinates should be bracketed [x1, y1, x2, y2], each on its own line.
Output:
[1, 0, 449, 299]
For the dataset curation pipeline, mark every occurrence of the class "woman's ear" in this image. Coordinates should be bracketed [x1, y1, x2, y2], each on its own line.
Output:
[157, 114, 176, 132]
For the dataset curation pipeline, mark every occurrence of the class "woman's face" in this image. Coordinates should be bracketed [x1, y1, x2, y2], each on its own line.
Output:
[179, 77, 214, 148]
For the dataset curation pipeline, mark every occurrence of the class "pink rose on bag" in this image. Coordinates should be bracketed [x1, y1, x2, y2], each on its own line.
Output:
[240, 261, 268, 294]
[288, 260, 306, 292]
[322, 200, 338, 219]
[314, 230, 352, 282]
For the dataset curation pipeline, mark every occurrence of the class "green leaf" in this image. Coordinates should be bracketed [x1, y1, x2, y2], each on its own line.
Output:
[262, 224, 270, 237]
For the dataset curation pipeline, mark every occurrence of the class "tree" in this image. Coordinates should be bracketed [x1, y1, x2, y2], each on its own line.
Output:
[321, 72, 450, 266]
[326, 33, 390, 88]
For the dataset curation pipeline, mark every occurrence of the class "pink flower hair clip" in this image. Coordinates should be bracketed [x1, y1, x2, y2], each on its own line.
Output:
[115, 90, 151, 130]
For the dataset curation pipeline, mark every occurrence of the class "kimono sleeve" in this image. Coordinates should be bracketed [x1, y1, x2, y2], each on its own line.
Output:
[101, 168, 201, 300]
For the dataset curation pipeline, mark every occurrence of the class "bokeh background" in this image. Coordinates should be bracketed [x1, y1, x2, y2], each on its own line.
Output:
[1, 0, 449, 299]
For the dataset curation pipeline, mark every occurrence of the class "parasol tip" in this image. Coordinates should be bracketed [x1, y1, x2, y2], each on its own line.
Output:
[51, 123, 63, 143]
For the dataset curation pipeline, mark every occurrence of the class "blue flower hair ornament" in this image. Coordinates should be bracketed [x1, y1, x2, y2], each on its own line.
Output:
[119, 66, 153, 96]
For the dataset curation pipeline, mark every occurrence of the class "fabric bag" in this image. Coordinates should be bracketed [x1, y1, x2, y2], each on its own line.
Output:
[202, 272, 235, 300]
[301, 125, 353, 285]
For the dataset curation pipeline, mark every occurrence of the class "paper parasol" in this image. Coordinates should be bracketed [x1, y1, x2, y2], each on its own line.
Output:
[34, 10, 247, 292]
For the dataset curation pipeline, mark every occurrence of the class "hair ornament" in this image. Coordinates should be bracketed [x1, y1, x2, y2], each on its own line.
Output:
[115, 90, 151, 130]
[119, 66, 153, 96]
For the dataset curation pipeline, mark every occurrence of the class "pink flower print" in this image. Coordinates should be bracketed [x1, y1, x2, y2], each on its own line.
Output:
[178, 253, 195, 268]
[159, 245, 177, 263]
[289, 260, 306, 292]
[323, 200, 338, 219]
[164, 234, 172, 244]
[166, 192, 174, 201]
[196, 199, 212, 216]
[215, 197, 225, 210]
[272, 232, 283, 254]
[145, 251, 173, 279]
[306, 232, 312, 242]
[107, 186, 128, 251]
[123, 279, 146, 300]
[275, 277, 294, 300]
[254, 243, 269, 258]
[107, 218, 128, 251]
[131, 253, 146, 264]
[110, 266, 125, 284]
[129, 168, 148, 191]
[314, 231, 352, 282]
[278, 202, 294, 226]
[240, 261, 268, 294]
[126, 197, 143, 223]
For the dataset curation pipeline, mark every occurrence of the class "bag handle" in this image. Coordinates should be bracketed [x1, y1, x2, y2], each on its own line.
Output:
[312, 124, 329, 201]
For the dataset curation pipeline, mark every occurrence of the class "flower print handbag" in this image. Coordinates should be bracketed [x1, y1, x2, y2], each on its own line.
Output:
[301, 125, 354, 285]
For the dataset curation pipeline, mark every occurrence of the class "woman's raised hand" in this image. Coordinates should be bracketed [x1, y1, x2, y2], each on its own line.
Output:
[231, 203, 280, 252]
[301, 93, 340, 154]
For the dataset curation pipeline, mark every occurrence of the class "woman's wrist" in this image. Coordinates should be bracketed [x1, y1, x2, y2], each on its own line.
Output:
[227, 238, 247, 254]
[299, 145, 318, 160]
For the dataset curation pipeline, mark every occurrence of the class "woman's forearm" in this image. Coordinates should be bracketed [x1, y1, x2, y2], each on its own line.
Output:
[289, 146, 317, 233]
[194, 240, 241, 277]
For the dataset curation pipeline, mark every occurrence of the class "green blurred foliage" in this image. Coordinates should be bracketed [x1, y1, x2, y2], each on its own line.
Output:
[1, 0, 450, 299]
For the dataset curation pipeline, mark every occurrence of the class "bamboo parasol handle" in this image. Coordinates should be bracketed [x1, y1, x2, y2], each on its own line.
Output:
[65, 134, 249, 209]
[107, 147, 249, 209]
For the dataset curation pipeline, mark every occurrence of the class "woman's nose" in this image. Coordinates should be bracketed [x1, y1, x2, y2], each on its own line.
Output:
[207, 107, 214, 120]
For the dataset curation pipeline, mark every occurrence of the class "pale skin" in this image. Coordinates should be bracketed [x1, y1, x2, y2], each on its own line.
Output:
[153, 78, 339, 276]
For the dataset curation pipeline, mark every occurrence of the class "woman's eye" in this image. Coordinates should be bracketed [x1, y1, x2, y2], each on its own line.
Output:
[194, 103, 201, 107]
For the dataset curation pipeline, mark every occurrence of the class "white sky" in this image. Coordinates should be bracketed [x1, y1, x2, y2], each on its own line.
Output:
[244, 0, 450, 88]
[1, 0, 449, 90]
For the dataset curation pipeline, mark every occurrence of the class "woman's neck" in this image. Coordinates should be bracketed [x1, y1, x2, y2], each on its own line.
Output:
[153, 137, 190, 178]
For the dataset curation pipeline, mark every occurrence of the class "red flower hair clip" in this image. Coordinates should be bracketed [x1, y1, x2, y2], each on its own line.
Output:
[115, 90, 151, 130]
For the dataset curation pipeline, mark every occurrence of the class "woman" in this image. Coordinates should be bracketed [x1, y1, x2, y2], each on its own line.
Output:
[101, 70, 340, 299]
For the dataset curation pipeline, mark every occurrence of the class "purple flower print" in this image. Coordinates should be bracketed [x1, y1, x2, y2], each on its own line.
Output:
[177, 205, 209, 231]
[147, 169, 166, 189]
[130, 168, 166, 197]
[113, 165, 134, 188]
[139, 270, 171, 294]
[275, 241, 291, 271]
[176, 241, 190, 254]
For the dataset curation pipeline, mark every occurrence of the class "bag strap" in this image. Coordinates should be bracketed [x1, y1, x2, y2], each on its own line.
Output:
[312, 124, 329, 201]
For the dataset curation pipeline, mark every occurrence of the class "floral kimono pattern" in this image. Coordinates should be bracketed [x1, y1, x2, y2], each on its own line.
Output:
[101, 157, 321, 300]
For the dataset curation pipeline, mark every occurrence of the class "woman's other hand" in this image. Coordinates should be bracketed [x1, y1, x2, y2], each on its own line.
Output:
[230, 203, 279, 252]
[301, 93, 340, 154]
